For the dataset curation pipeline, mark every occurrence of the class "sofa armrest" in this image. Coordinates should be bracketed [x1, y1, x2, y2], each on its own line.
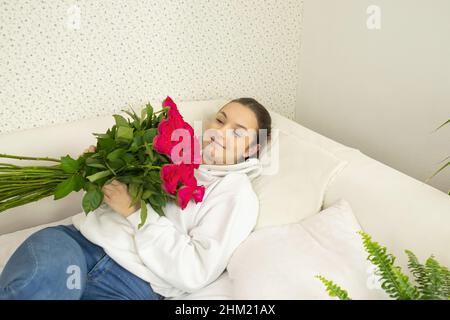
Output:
[323, 149, 450, 269]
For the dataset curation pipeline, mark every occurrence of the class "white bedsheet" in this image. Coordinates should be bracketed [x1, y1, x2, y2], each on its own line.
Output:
[0, 215, 233, 300]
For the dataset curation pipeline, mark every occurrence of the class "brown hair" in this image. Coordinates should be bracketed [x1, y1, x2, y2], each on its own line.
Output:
[226, 97, 272, 160]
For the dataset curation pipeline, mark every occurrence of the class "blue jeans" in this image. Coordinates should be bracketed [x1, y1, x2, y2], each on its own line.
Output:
[0, 224, 164, 300]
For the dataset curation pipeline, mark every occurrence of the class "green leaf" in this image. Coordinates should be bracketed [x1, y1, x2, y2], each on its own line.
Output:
[405, 250, 428, 297]
[121, 108, 139, 122]
[358, 231, 417, 300]
[145, 103, 153, 120]
[433, 119, 450, 132]
[426, 161, 449, 182]
[86, 163, 107, 169]
[86, 170, 112, 182]
[316, 275, 351, 300]
[142, 189, 154, 199]
[140, 107, 147, 124]
[418, 255, 450, 299]
[97, 137, 116, 151]
[129, 176, 145, 184]
[113, 114, 130, 127]
[143, 128, 158, 144]
[73, 175, 85, 192]
[149, 195, 165, 217]
[60, 155, 80, 173]
[138, 199, 148, 229]
[391, 266, 420, 299]
[153, 205, 165, 217]
[116, 126, 134, 141]
[316, 234, 450, 300]
[107, 158, 126, 171]
[82, 187, 104, 213]
[92, 133, 110, 139]
[147, 171, 161, 183]
[130, 184, 143, 207]
[128, 182, 140, 198]
[54, 175, 78, 200]
[129, 135, 143, 152]
[121, 153, 135, 164]
[85, 157, 107, 169]
[106, 148, 127, 162]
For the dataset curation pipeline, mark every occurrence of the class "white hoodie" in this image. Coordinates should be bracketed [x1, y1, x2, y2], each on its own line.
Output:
[71, 157, 263, 298]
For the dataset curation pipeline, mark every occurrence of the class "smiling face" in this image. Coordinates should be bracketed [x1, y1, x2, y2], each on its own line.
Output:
[202, 102, 260, 165]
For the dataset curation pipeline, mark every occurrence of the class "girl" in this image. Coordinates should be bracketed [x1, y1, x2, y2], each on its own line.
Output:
[0, 97, 272, 300]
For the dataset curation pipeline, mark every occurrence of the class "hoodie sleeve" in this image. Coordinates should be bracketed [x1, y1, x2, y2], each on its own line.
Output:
[126, 173, 259, 293]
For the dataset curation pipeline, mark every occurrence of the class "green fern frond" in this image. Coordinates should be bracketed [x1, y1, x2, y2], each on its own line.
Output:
[433, 119, 450, 132]
[358, 231, 418, 299]
[405, 250, 428, 294]
[391, 266, 420, 299]
[315, 275, 351, 300]
[316, 233, 450, 300]
[426, 161, 449, 182]
[420, 255, 450, 299]
[405, 250, 450, 299]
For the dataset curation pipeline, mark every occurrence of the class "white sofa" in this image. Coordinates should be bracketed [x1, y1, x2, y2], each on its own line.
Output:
[1, 98, 449, 299]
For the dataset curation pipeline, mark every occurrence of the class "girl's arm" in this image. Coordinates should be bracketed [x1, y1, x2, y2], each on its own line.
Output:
[127, 173, 259, 293]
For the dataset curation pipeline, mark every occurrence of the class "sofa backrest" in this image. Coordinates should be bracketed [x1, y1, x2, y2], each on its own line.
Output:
[0, 98, 353, 234]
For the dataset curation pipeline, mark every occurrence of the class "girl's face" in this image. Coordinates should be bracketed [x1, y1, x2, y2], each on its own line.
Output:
[202, 102, 260, 165]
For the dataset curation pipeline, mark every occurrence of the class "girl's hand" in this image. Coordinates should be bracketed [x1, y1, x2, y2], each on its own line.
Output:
[80, 145, 96, 157]
[102, 180, 141, 218]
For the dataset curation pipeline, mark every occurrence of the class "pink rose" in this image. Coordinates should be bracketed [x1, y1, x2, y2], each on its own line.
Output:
[155, 96, 205, 209]
[192, 185, 205, 203]
[176, 185, 205, 209]
[153, 134, 172, 155]
[178, 163, 197, 187]
[160, 164, 181, 195]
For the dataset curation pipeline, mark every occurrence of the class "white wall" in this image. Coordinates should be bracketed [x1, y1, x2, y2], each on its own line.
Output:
[296, 0, 449, 193]
[0, 0, 303, 134]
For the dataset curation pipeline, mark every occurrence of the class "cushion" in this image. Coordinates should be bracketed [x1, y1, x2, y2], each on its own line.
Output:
[252, 128, 348, 229]
[178, 99, 349, 230]
[226, 198, 391, 299]
[179, 99, 349, 230]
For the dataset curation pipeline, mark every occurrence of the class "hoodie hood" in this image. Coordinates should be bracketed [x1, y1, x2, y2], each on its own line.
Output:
[194, 157, 263, 187]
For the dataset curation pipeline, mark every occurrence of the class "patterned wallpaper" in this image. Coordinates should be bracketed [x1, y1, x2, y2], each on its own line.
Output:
[0, 0, 303, 134]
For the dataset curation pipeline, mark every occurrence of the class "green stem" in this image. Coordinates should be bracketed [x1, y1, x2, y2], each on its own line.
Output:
[105, 162, 117, 176]
[153, 108, 168, 115]
[0, 180, 61, 192]
[140, 165, 161, 170]
[0, 186, 55, 212]
[134, 142, 153, 151]
[0, 188, 55, 202]
[0, 180, 64, 189]
[1, 170, 65, 175]
[0, 170, 64, 175]
[0, 175, 63, 181]
[0, 154, 61, 162]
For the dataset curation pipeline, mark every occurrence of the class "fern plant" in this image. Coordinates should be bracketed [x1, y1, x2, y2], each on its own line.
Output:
[317, 231, 450, 300]
[426, 119, 449, 195]
[315, 276, 351, 300]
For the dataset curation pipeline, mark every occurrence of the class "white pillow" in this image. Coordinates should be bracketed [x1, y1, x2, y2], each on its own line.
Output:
[252, 129, 348, 229]
[227, 199, 391, 300]
[179, 99, 349, 230]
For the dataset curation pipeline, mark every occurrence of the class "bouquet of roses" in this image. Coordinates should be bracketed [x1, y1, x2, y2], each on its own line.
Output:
[0, 96, 205, 228]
